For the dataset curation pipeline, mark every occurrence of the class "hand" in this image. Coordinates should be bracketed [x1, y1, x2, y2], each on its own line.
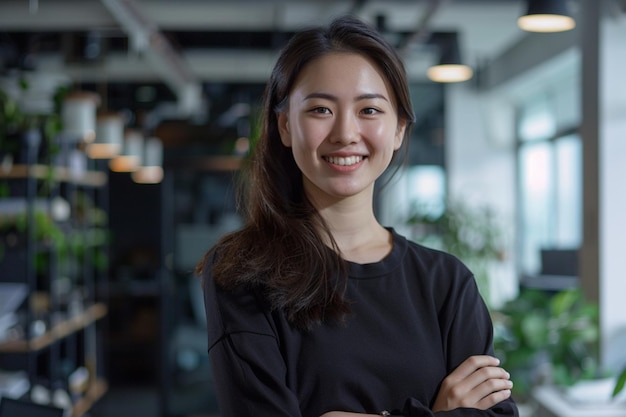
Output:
[432, 355, 513, 412]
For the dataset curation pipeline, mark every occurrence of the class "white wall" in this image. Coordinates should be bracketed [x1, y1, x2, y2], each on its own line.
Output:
[445, 83, 518, 308]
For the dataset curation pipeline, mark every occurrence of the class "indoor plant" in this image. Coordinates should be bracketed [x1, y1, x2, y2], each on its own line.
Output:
[614, 366, 626, 399]
[492, 288, 600, 400]
[0, 79, 65, 169]
[406, 200, 505, 307]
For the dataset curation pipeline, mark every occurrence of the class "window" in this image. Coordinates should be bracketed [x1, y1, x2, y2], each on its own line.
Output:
[517, 95, 582, 277]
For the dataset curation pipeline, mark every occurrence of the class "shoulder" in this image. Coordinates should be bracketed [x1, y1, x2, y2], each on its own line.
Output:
[202, 253, 277, 344]
[390, 230, 479, 306]
[392, 229, 472, 277]
[198, 227, 265, 288]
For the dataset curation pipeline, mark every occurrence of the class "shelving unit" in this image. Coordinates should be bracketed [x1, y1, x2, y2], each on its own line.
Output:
[0, 158, 109, 417]
[157, 156, 243, 416]
[1, 164, 107, 187]
[0, 303, 107, 353]
[70, 377, 108, 417]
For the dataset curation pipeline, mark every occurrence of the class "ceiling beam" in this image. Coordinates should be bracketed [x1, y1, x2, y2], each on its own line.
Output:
[0, 1, 115, 30]
[477, 27, 578, 90]
[99, 0, 201, 116]
[33, 49, 433, 83]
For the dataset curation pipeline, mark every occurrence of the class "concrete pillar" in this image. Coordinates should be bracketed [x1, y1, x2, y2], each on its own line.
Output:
[580, 0, 626, 370]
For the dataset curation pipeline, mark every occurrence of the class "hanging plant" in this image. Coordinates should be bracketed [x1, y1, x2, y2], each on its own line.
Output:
[0, 78, 68, 172]
[0, 210, 69, 274]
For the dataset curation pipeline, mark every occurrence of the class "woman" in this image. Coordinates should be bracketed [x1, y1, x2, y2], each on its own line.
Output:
[197, 15, 518, 417]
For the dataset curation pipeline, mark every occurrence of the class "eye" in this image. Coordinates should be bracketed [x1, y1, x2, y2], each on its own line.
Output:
[361, 107, 381, 115]
[310, 107, 332, 114]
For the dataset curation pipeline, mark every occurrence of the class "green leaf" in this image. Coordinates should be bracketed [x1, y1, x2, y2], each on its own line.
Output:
[550, 289, 579, 316]
[521, 312, 548, 348]
[613, 368, 626, 398]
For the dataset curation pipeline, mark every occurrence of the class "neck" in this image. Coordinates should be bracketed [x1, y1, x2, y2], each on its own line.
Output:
[309, 191, 391, 264]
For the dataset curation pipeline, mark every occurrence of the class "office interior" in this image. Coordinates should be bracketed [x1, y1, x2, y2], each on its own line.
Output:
[0, 0, 625, 416]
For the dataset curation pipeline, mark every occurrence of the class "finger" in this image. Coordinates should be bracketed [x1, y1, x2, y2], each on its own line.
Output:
[475, 388, 513, 410]
[446, 368, 512, 408]
[453, 380, 513, 409]
[464, 366, 511, 391]
[469, 374, 514, 405]
[450, 356, 501, 381]
[439, 362, 504, 398]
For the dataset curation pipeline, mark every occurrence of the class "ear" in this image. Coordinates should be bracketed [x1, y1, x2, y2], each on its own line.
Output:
[277, 112, 292, 147]
[394, 119, 407, 151]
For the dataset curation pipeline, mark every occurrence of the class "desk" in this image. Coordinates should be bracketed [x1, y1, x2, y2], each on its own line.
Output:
[533, 386, 626, 417]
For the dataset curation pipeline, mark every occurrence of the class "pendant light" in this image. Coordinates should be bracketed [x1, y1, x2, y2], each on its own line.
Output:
[518, 0, 576, 33]
[131, 136, 164, 184]
[87, 112, 124, 159]
[62, 91, 100, 143]
[109, 129, 143, 172]
[426, 32, 473, 83]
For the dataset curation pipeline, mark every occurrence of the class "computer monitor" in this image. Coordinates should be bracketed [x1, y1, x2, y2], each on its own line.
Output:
[540, 248, 578, 276]
[0, 397, 65, 417]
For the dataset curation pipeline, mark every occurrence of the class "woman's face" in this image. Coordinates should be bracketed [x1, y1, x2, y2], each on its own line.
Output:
[278, 52, 406, 205]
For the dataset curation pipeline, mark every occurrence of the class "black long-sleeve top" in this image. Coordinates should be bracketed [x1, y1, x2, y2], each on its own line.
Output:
[202, 229, 519, 417]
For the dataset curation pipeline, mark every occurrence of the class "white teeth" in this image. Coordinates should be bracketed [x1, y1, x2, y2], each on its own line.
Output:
[324, 155, 363, 166]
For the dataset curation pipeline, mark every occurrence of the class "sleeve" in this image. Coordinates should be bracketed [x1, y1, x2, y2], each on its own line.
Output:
[392, 263, 519, 417]
[427, 268, 518, 416]
[202, 260, 303, 417]
[391, 398, 518, 416]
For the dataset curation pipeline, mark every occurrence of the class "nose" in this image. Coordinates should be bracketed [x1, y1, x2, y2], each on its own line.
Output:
[329, 112, 360, 144]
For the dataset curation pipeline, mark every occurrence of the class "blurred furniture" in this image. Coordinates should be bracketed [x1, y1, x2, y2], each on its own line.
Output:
[158, 164, 242, 416]
[0, 396, 64, 417]
[532, 385, 626, 417]
[521, 247, 580, 292]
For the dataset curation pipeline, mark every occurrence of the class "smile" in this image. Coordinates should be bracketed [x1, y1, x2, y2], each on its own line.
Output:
[323, 155, 364, 166]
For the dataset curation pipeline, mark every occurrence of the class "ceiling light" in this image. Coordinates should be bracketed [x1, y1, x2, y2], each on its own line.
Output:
[518, 0, 576, 33]
[109, 129, 142, 172]
[87, 112, 124, 159]
[131, 137, 164, 184]
[427, 33, 473, 83]
[62, 91, 100, 143]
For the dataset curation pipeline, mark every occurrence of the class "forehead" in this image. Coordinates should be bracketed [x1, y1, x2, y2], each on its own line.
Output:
[291, 52, 393, 97]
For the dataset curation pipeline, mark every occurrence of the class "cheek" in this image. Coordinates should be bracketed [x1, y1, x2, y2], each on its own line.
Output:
[364, 122, 397, 148]
[292, 118, 329, 150]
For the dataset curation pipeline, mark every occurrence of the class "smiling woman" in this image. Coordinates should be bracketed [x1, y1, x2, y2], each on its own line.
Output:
[277, 52, 405, 205]
[195, 15, 519, 417]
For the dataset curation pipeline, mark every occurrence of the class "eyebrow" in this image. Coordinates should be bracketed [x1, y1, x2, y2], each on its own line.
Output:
[303, 92, 389, 102]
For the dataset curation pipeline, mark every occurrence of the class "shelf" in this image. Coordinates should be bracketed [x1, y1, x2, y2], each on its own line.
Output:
[0, 303, 108, 353]
[0, 164, 107, 187]
[71, 377, 108, 417]
[167, 156, 243, 172]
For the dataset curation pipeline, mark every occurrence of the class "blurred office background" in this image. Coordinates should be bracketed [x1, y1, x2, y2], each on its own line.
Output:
[1, 1, 625, 416]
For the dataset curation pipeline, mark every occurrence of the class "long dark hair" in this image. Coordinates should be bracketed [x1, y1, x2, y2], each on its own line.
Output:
[196, 15, 415, 330]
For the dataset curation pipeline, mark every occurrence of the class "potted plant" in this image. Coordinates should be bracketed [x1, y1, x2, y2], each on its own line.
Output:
[1, 79, 66, 167]
[0, 209, 69, 274]
[492, 288, 600, 401]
